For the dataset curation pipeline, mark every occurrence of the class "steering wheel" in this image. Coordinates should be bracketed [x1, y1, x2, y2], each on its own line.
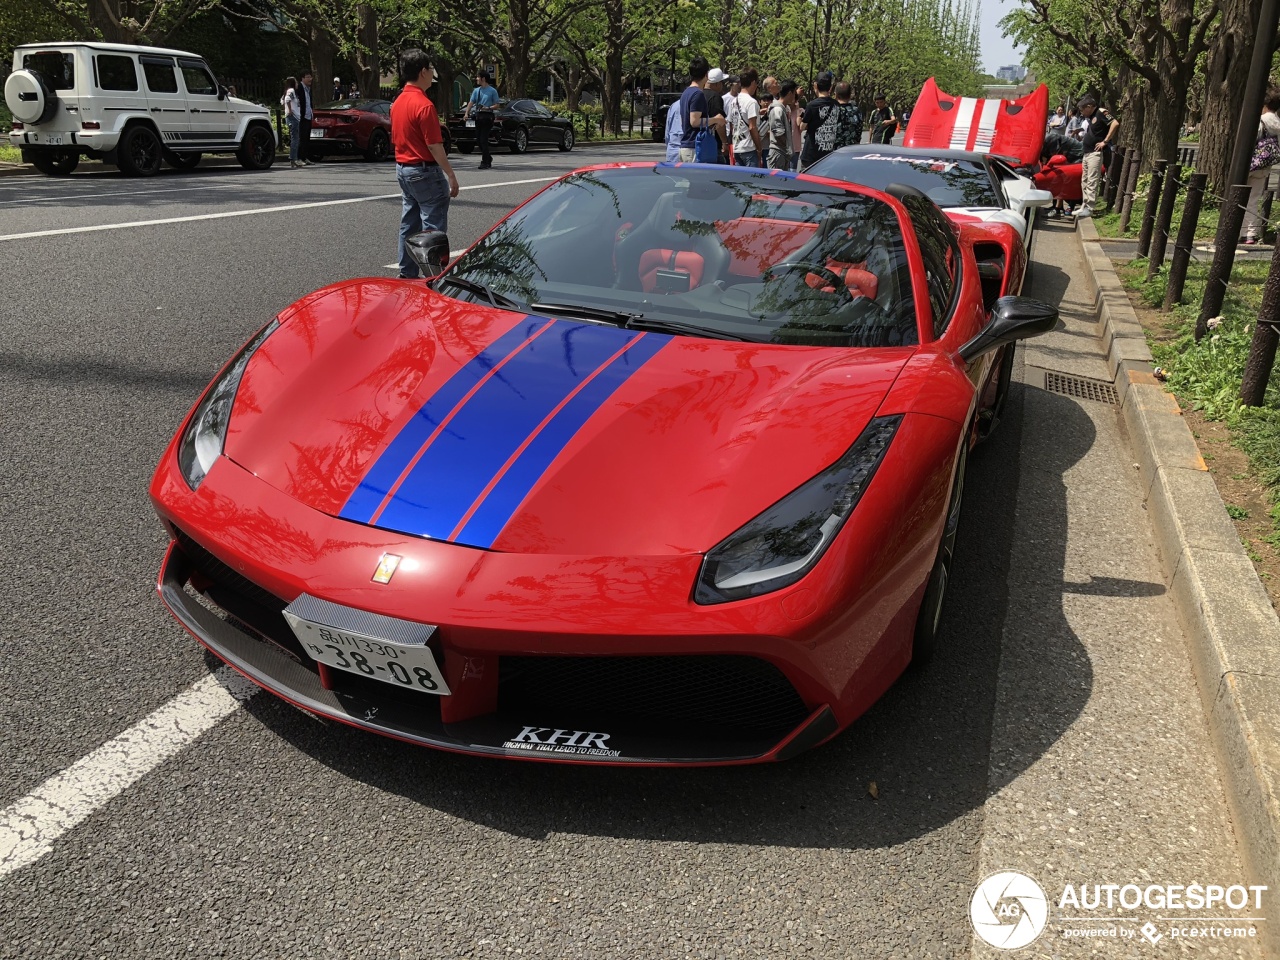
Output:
[761, 261, 850, 298]
[762, 261, 844, 291]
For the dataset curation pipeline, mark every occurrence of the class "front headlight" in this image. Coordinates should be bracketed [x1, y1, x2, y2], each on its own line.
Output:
[177, 321, 278, 489]
[695, 415, 902, 605]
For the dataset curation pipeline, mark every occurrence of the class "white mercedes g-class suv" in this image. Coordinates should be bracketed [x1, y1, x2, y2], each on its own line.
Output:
[5, 42, 277, 176]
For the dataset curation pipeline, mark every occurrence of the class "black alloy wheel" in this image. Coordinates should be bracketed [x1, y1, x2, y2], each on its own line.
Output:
[237, 125, 276, 170]
[365, 128, 391, 162]
[118, 126, 163, 177]
[510, 126, 529, 153]
[911, 440, 967, 667]
[30, 149, 79, 176]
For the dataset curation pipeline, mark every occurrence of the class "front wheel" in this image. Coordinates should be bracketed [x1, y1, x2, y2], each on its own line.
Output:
[510, 126, 529, 154]
[237, 125, 276, 170]
[558, 127, 575, 151]
[117, 126, 163, 176]
[29, 149, 79, 176]
[911, 441, 967, 667]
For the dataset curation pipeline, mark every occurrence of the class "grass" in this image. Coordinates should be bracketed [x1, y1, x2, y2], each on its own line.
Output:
[1117, 256, 1280, 538]
[0, 143, 21, 164]
[1094, 173, 1223, 241]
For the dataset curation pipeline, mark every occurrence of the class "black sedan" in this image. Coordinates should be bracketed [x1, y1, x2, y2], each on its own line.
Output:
[447, 99, 575, 154]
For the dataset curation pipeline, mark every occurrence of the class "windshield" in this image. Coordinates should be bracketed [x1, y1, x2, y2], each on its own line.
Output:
[443, 165, 919, 348]
[810, 153, 1002, 209]
[319, 99, 375, 111]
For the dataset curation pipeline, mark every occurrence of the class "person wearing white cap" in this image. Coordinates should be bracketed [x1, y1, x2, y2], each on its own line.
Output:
[332, 76, 343, 101]
[706, 68, 731, 161]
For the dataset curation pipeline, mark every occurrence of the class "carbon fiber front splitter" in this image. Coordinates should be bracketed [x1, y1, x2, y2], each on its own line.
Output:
[157, 542, 838, 766]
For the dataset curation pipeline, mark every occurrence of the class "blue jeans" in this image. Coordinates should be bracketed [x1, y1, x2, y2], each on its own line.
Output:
[285, 115, 299, 162]
[735, 149, 760, 168]
[397, 163, 450, 278]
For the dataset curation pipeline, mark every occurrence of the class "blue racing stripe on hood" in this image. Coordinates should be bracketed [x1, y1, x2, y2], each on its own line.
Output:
[371, 320, 643, 542]
[339, 317, 550, 524]
[454, 332, 670, 548]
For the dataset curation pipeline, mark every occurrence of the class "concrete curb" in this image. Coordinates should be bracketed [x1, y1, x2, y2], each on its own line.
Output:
[0, 138, 659, 180]
[1076, 216, 1280, 952]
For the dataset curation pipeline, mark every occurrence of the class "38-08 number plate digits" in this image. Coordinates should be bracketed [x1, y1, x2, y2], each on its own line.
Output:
[283, 614, 451, 695]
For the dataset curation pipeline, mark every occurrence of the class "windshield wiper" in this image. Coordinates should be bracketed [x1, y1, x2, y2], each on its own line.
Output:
[434, 275, 526, 311]
[531, 302, 749, 341]
[624, 316, 752, 341]
[530, 302, 640, 325]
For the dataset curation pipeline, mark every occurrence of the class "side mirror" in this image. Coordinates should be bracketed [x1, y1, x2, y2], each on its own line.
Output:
[1023, 188, 1054, 208]
[959, 296, 1058, 362]
[406, 230, 451, 278]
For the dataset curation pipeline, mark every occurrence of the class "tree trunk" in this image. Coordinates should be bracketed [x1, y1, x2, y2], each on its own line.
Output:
[1142, 82, 1186, 167]
[503, 0, 533, 97]
[602, 0, 625, 135]
[354, 3, 379, 100]
[87, 0, 132, 43]
[1200, 0, 1260, 194]
[305, 20, 336, 103]
[567, 61, 583, 110]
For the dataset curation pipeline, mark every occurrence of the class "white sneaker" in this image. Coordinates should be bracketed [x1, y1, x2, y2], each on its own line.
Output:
[1074, 205, 1093, 218]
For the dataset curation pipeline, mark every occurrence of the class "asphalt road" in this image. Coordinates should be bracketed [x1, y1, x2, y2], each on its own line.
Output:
[0, 149, 1265, 959]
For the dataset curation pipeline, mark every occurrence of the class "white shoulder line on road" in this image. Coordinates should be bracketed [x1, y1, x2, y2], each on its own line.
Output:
[0, 666, 258, 877]
[0, 177, 557, 243]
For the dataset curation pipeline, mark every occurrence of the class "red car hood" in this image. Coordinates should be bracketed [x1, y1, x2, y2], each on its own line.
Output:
[224, 281, 911, 556]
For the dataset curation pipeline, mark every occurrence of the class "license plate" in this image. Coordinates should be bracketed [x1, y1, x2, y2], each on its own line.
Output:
[465, 120, 475, 128]
[32, 133, 64, 145]
[283, 596, 450, 695]
[310, 129, 325, 138]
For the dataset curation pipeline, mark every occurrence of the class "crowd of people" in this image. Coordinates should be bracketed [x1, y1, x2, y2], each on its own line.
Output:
[1041, 97, 1119, 220]
[663, 57, 902, 172]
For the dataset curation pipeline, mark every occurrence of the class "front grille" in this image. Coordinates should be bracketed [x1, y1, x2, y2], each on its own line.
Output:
[174, 528, 307, 661]
[175, 528, 285, 612]
[499, 655, 809, 738]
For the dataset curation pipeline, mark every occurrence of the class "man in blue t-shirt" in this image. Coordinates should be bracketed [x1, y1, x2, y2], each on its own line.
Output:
[678, 56, 711, 161]
[463, 71, 500, 169]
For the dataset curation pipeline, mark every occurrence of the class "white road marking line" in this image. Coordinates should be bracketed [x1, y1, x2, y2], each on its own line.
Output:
[0, 181, 244, 206]
[0, 666, 258, 877]
[0, 177, 557, 242]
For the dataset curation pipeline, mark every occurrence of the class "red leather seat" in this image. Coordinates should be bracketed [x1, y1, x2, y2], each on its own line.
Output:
[638, 249, 706, 293]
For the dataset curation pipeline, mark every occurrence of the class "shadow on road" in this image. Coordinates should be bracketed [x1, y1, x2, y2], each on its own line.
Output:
[230, 357, 1100, 851]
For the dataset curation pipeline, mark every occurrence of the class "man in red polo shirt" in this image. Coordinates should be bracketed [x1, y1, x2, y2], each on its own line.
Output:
[391, 49, 459, 279]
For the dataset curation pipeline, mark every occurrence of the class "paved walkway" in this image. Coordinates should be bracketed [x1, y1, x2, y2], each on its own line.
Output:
[970, 220, 1261, 957]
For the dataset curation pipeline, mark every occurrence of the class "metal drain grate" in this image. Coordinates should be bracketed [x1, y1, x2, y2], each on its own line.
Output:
[1043, 372, 1120, 405]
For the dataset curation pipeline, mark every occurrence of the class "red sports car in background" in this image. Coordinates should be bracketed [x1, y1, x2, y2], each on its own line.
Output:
[309, 98, 451, 161]
[151, 163, 1056, 765]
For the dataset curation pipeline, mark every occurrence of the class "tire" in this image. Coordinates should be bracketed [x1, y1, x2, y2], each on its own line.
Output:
[237, 124, 276, 170]
[165, 151, 201, 170]
[364, 128, 391, 162]
[510, 126, 529, 154]
[459, 143, 474, 154]
[117, 125, 163, 177]
[911, 441, 967, 667]
[29, 149, 79, 176]
[559, 127, 575, 152]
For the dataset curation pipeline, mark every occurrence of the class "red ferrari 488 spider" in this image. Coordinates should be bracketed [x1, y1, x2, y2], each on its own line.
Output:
[151, 163, 1056, 765]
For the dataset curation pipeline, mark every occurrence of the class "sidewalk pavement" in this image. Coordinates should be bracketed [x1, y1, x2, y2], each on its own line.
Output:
[1076, 214, 1280, 958]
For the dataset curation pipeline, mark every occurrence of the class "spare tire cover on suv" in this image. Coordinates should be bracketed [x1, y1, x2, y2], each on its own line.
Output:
[5, 69, 58, 125]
